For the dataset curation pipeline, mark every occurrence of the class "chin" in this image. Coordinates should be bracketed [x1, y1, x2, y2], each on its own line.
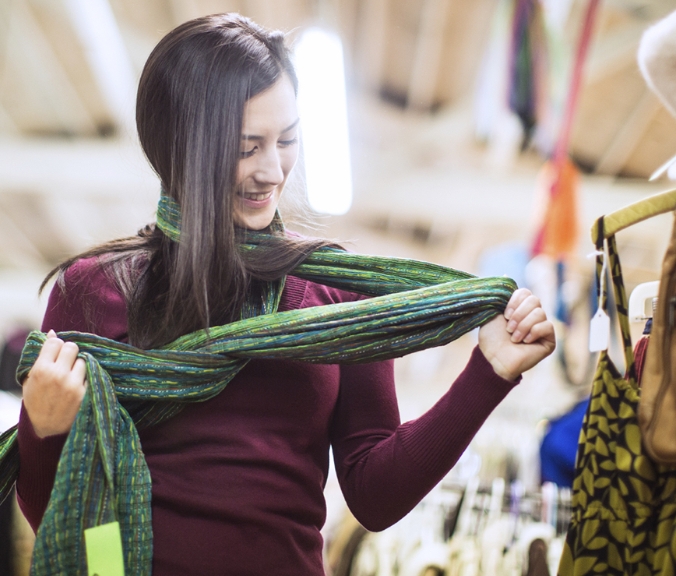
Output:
[235, 211, 277, 231]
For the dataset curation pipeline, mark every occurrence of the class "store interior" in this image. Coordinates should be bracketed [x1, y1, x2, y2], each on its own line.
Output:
[1, 0, 676, 574]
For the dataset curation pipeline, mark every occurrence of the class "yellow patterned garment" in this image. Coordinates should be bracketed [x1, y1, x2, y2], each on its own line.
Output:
[558, 226, 676, 575]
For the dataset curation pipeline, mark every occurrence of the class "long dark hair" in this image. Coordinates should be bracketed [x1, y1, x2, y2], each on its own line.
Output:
[42, 14, 336, 349]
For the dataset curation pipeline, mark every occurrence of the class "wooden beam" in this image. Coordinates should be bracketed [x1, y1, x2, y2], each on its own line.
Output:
[0, 0, 12, 46]
[336, 0, 360, 65]
[1, 0, 98, 134]
[352, 0, 388, 92]
[585, 20, 646, 85]
[0, 101, 18, 135]
[107, 0, 174, 38]
[0, 139, 159, 199]
[407, 0, 449, 111]
[0, 2, 16, 135]
[28, 0, 118, 132]
[167, 0, 203, 25]
[242, 0, 276, 27]
[437, 0, 494, 103]
[59, 0, 137, 137]
[0, 204, 48, 269]
[0, 192, 75, 265]
[595, 88, 662, 176]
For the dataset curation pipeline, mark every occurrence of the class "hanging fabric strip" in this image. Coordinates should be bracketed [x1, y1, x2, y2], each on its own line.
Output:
[508, 0, 548, 146]
[0, 240, 516, 575]
[532, 0, 600, 258]
[552, 0, 600, 165]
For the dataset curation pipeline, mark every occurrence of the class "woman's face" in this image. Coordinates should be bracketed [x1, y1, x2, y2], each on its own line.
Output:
[234, 75, 300, 230]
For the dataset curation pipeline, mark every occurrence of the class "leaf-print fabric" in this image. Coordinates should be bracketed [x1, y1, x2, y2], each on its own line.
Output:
[559, 227, 676, 575]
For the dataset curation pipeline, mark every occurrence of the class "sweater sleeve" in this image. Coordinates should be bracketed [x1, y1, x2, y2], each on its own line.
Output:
[16, 405, 68, 531]
[331, 346, 518, 532]
[16, 258, 128, 531]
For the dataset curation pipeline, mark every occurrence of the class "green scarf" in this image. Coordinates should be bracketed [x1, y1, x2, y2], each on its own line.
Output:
[0, 200, 516, 575]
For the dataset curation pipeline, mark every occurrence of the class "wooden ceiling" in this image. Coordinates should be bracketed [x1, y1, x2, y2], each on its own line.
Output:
[1, 0, 675, 168]
[0, 0, 495, 136]
[572, 1, 676, 176]
[0, 0, 675, 280]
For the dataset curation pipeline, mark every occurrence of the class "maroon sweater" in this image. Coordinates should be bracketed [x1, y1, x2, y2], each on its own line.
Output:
[17, 258, 518, 575]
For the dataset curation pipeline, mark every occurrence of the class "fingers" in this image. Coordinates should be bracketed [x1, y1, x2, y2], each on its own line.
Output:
[504, 288, 533, 320]
[38, 333, 65, 363]
[479, 288, 556, 379]
[55, 341, 80, 371]
[70, 358, 87, 387]
[23, 332, 86, 438]
[505, 292, 541, 333]
[34, 334, 81, 375]
[503, 289, 555, 346]
[523, 318, 555, 348]
[510, 306, 546, 343]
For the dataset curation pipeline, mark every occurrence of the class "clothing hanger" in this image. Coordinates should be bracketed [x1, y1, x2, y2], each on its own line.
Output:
[629, 281, 659, 322]
[590, 187, 675, 350]
[592, 188, 676, 243]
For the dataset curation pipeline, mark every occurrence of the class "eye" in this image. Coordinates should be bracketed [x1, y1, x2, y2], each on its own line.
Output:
[240, 146, 257, 159]
[278, 137, 298, 148]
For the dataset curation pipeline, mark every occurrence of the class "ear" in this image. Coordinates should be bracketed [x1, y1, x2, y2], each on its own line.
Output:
[638, 10, 676, 118]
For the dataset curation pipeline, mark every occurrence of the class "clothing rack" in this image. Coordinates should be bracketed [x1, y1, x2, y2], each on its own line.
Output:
[330, 477, 571, 576]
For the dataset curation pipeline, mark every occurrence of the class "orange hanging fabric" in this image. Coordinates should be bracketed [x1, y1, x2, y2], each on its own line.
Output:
[532, 0, 601, 259]
[534, 157, 579, 258]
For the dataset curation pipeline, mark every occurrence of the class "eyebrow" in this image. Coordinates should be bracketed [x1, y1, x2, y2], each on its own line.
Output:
[241, 118, 300, 141]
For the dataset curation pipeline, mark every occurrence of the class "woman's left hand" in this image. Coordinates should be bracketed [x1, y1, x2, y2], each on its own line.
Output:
[478, 288, 556, 382]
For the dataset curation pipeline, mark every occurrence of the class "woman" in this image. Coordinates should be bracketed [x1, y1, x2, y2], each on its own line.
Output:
[17, 13, 555, 575]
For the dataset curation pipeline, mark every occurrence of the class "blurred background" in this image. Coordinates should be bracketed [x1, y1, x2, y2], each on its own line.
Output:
[1, 0, 676, 573]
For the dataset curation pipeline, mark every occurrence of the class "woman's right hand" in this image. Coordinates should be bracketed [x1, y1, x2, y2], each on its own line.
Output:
[22, 330, 87, 438]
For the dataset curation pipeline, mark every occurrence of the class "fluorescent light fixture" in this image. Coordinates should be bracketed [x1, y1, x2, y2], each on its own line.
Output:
[294, 28, 353, 215]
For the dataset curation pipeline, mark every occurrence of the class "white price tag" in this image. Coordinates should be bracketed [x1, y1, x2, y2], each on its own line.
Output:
[589, 307, 610, 352]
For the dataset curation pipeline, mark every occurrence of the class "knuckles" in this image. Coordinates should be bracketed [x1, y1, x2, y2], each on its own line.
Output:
[28, 340, 82, 388]
[27, 364, 74, 388]
[42, 337, 64, 349]
[531, 307, 547, 321]
[62, 341, 79, 353]
[524, 294, 541, 309]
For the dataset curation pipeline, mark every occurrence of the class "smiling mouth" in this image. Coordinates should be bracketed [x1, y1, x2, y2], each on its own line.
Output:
[239, 191, 273, 201]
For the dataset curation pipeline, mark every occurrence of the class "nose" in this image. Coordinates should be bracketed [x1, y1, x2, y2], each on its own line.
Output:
[254, 148, 284, 187]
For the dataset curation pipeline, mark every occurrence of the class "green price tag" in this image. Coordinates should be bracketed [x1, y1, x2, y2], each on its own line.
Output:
[84, 521, 125, 576]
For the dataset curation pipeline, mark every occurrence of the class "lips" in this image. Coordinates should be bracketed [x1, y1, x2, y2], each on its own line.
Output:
[239, 191, 273, 201]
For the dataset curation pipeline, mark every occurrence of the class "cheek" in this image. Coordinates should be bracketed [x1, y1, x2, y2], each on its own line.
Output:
[236, 158, 250, 187]
[282, 147, 299, 177]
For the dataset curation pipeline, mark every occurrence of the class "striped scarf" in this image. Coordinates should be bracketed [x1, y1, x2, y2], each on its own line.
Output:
[0, 217, 516, 574]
